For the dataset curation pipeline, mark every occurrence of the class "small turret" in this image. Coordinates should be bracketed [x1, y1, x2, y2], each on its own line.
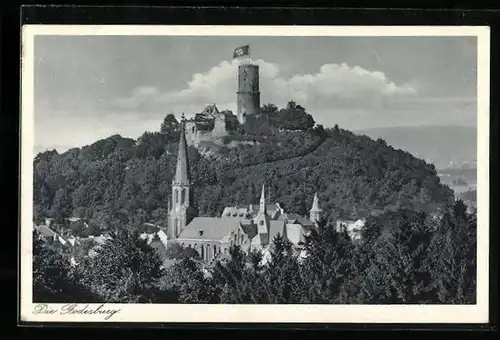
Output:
[309, 192, 322, 223]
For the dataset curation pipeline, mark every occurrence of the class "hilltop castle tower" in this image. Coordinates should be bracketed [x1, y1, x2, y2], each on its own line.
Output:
[237, 64, 260, 125]
[167, 114, 191, 239]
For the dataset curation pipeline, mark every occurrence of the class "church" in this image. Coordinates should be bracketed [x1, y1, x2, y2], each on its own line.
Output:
[167, 115, 322, 264]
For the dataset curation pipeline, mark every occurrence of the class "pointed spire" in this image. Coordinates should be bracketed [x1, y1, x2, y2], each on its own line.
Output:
[310, 192, 322, 223]
[311, 192, 320, 211]
[174, 113, 189, 185]
[259, 184, 266, 213]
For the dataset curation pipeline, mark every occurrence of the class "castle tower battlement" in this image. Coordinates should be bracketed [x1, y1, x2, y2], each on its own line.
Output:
[237, 64, 260, 125]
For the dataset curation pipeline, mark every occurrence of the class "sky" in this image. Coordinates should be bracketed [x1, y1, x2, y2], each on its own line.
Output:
[33, 35, 477, 152]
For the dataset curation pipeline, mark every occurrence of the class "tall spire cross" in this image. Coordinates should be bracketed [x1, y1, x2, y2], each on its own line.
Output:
[174, 113, 190, 185]
[259, 184, 266, 214]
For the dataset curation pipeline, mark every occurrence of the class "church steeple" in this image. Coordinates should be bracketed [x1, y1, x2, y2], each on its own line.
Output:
[174, 113, 189, 186]
[255, 183, 270, 235]
[309, 192, 322, 223]
[259, 184, 266, 214]
[167, 113, 192, 240]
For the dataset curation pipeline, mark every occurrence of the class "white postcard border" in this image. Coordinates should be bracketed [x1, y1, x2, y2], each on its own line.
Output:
[20, 25, 490, 323]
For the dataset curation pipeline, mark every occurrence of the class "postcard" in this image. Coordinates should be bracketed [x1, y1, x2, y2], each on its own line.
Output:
[20, 24, 490, 323]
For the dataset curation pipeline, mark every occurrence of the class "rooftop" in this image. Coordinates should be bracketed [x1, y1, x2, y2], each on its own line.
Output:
[34, 225, 57, 238]
[177, 217, 241, 241]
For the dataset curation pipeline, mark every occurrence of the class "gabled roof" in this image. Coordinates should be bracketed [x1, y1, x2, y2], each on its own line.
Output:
[268, 220, 286, 244]
[278, 213, 314, 227]
[34, 225, 57, 238]
[285, 223, 305, 245]
[240, 223, 258, 240]
[251, 233, 269, 246]
[221, 206, 250, 218]
[177, 217, 239, 241]
[250, 203, 279, 216]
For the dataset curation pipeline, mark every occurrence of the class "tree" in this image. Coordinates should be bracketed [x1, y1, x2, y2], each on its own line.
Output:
[211, 246, 267, 303]
[50, 188, 72, 218]
[221, 110, 241, 132]
[76, 228, 165, 302]
[160, 113, 179, 136]
[33, 231, 96, 302]
[355, 210, 435, 303]
[165, 242, 200, 260]
[427, 200, 477, 303]
[159, 258, 217, 303]
[261, 103, 278, 115]
[272, 102, 315, 131]
[261, 234, 304, 303]
[299, 219, 356, 303]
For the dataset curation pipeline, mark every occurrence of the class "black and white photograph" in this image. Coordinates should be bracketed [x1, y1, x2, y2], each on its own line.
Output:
[20, 25, 490, 323]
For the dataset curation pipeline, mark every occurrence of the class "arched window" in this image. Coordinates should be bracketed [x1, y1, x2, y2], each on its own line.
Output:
[174, 218, 179, 236]
[260, 220, 264, 225]
[233, 234, 237, 244]
[181, 189, 186, 205]
[192, 126, 195, 133]
[206, 244, 210, 261]
[200, 244, 204, 259]
[240, 235, 244, 244]
[174, 189, 179, 204]
[213, 244, 217, 256]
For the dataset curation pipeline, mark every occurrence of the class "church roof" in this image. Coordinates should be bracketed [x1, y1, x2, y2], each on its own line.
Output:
[174, 118, 190, 185]
[251, 233, 269, 246]
[278, 213, 314, 227]
[177, 217, 239, 241]
[285, 223, 306, 245]
[241, 223, 258, 240]
[250, 203, 279, 216]
[268, 220, 286, 244]
[221, 206, 250, 217]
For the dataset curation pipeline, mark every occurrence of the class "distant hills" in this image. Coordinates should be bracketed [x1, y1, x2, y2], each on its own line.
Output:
[355, 125, 477, 170]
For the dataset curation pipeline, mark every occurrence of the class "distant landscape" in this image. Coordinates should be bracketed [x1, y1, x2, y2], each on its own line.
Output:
[356, 125, 477, 170]
[357, 125, 477, 210]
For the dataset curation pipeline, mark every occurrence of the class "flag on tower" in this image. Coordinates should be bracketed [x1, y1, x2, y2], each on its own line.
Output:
[233, 45, 250, 58]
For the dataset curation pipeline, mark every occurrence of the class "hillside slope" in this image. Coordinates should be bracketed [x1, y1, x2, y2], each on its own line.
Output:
[33, 124, 454, 229]
[356, 125, 477, 170]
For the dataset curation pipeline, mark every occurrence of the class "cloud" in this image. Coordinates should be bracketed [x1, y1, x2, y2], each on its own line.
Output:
[111, 58, 417, 117]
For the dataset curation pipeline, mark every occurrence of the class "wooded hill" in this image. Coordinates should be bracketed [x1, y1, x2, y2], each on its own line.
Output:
[33, 102, 454, 230]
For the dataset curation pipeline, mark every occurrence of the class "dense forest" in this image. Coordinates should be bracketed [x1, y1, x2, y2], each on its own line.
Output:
[33, 200, 476, 304]
[33, 101, 454, 231]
